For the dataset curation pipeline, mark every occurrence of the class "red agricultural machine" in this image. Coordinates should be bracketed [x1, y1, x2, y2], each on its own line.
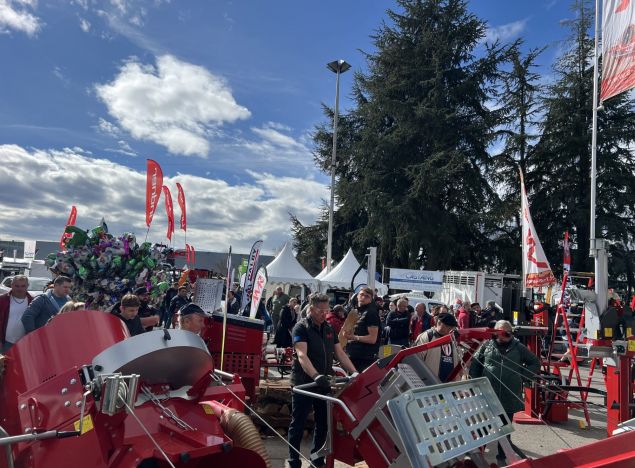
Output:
[0, 310, 269, 468]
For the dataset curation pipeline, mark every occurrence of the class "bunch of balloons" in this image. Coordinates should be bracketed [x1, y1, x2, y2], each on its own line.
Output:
[46, 224, 175, 309]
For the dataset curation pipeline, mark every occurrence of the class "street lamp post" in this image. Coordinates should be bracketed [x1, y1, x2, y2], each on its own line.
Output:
[326, 59, 351, 273]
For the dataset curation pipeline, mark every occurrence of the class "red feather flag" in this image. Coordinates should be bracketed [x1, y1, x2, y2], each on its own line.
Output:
[190, 245, 196, 265]
[186, 243, 191, 264]
[146, 159, 163, 227]
[59, 206, 77, 248]
[176, 182, 187, 231]
[163, 186, 175, 241]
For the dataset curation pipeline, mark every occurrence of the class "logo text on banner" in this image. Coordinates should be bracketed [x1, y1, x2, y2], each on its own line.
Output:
[389, 268, 444, 292]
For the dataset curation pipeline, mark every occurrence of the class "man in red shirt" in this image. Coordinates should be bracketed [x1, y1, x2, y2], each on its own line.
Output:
[410, 303, 434, 343]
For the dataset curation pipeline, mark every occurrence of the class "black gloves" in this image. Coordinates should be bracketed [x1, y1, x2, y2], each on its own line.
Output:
[313, 374, 331, 390]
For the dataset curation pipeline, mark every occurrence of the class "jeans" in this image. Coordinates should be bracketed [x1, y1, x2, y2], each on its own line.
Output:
[287, 391, 327, 468]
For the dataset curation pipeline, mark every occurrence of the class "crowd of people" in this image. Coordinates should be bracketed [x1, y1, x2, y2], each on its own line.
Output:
[0, 274, 211, 352]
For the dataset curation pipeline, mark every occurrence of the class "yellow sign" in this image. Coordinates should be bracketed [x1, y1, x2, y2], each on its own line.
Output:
[605, 328, 613, 338]
[628, 340, 635, 353]
[73, 414, 94, 435]
[627, 328, 633, 338]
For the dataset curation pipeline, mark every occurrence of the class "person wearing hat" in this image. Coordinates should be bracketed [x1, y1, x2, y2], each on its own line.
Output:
[135, 287, 160, 332]
[413, 313, 461, 382]
[178, 303, 206, 335]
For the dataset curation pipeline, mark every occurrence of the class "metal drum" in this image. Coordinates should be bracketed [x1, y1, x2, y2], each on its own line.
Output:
[92, 329, 214, 389]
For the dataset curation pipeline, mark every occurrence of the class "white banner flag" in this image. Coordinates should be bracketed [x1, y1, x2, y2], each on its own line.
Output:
[249, 266, 268, 319]
[521, 171, 556, 288]
[240, 239, 263, 313]
[602, 0, 635, 101]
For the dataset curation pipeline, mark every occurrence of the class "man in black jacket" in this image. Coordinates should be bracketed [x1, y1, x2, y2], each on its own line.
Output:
[344, 287, 381, 371]
[167, 285, 190, 328]
[111, 293, 144, 336]
[386, 298, 411, 347]
[288, 294, 357, 468]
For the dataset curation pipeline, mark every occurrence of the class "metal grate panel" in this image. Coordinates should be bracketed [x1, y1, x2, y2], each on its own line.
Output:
[387, 378, 513, 467]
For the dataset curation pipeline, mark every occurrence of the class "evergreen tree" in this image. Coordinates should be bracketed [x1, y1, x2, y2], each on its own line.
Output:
[304, 0, 511, 272]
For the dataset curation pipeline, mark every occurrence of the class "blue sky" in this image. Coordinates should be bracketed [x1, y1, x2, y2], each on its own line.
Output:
[0, 0, 580, 254]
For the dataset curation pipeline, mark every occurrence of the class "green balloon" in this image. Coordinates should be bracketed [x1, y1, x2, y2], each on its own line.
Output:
[157, 281, 169, 293]
[144, 257, 156, 268]
[112, 256, 122, 267]
[78, 266, 88, 279]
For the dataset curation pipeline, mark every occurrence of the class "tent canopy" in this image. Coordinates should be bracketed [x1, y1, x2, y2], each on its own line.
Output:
[265, 242, 319, 289]
[319, 248, 388, 295]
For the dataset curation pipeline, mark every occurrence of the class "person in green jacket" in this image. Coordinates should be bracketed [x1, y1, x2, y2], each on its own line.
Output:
[469, 320, 540, 466]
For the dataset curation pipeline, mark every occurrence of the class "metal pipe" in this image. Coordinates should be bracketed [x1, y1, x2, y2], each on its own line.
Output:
[291, 385, 357, 423]
[590, 0, 600, 296]
[326, 68, 341, 274]
[0, 426, 14, 468]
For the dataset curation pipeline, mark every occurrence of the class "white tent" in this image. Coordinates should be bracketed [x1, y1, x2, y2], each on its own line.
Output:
[265, 242, 319, 289]
[319, 248, 388, 295]
[315, 266, 328, 280]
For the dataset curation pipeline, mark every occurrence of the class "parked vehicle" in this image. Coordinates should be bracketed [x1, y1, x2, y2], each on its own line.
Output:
[0, 275, 50, 297]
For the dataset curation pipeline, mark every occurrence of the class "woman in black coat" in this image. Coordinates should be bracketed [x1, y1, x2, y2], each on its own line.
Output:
[273, 298, 298, 348]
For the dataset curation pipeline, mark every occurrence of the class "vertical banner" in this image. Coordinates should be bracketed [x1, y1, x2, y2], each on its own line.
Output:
[249, 266, 268, 319]
[185, 243, 191, 264]
[601, 0, 635, 100]
[240, 240, 263, 313]
[220, 246, 232, 371]
[563, 231, 571, 272]
[521, 170, 556, 288]
[146, 159, 163, 227]
[162, 186, 175, 241]
[190, 245, 196, 265]
[176, 182, 187, 231]
[59, 205, 77, 248]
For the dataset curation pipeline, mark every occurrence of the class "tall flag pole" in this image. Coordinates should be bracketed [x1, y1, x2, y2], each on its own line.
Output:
[220, 246, 232, 371]
[520, 169, 556, 290]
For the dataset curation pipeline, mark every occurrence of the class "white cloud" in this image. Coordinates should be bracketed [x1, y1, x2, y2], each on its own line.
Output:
[0, 0, 41, 36]
[483, 19, 528, 44]
[97, 117, 122, 137]
[95, 55, 251, 157]
[79, 16, 90, 32]
[0, 145, 327, 253]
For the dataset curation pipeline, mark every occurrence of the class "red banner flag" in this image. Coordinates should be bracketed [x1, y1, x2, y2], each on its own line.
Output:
[146, 159, 163, 227]
[563, 231, 571, 272]
[59, 206, 77, 248]
[176, 182, 187, 231]
[186, 243, 191, 264]
[163, 186, 175, 241]
[601, 0, 635, 100]
[191, 245, 196, 265]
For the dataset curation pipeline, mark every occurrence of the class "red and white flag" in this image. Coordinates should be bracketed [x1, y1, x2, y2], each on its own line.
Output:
[146, 160, 163, 227]
[249, 266, 268, 319]
[59, 205, 77, 248]
[521, 171, 556, 288]
[162, 185, 175, 241]
[601, 0, 635, 101]
[176, 182, 187, 231]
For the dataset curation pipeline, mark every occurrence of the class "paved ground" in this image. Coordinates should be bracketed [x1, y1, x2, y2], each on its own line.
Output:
[261, 362, 610, 467]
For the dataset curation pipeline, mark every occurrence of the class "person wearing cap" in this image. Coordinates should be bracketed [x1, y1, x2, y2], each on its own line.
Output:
[413, 313, 461, 382]
[134, 287, 160, 332]
[179, 303, 206, 335]
[469, 320, 538, 465]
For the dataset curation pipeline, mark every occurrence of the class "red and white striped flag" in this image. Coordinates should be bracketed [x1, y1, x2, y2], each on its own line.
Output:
[601, 0, 635, 100]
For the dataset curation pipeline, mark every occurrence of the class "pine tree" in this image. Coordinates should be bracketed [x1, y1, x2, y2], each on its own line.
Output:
[306, 0, 511, 272]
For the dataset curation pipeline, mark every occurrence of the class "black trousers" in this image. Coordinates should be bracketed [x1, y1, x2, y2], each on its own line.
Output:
[287, 391, 327, 468]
